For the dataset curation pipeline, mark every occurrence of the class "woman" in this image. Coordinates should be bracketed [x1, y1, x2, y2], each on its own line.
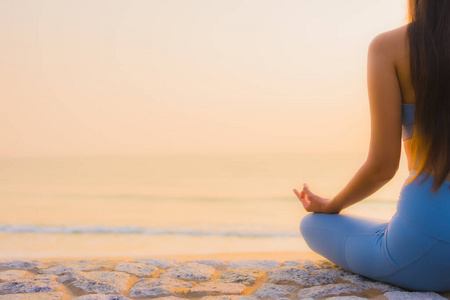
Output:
[293, 0, 450, 292]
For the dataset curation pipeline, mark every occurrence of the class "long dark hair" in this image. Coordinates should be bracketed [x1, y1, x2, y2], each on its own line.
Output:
[407, 0, 450, 192]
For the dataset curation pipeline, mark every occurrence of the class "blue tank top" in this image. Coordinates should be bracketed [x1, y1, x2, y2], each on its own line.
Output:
[402, 103, 415, 140]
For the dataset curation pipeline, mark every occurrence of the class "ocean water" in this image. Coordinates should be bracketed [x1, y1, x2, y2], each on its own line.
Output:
[0, 152, 409, 258]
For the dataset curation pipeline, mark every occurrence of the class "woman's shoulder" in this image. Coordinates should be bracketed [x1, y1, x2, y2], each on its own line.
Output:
[368, 24, 409, 62]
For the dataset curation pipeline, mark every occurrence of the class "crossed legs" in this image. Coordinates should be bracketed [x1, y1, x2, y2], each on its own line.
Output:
[299, 213, 397, 278]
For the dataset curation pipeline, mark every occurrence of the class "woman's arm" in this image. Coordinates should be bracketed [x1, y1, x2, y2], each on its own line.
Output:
[325, 32, 403, 213]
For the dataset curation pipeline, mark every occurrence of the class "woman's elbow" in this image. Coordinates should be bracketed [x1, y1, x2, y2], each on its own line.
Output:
[364, 159, 399, 181]
[380, 166, 398, 181]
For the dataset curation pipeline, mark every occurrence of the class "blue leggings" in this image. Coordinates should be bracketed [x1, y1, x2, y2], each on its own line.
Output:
[300, 170, 450, 292]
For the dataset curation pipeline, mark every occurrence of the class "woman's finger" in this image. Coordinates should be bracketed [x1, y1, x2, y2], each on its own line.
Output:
[293, 189, 303, 203]
[302, 198, 311, 209]
[303, 184, 314, 198]
[301, 190, 309, 201]
[293, 189, 310, 208]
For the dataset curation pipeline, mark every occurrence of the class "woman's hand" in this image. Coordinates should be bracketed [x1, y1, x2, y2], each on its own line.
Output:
[293, 184, 341, 214]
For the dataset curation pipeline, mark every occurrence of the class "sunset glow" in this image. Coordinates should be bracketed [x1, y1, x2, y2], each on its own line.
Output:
[1, 0, 407, 156]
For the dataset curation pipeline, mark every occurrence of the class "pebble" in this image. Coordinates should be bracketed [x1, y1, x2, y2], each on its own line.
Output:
[74, 295, 131, 300]
[113, 262, 158, 277]
[200, 297, 257, 300]
[193, 260, 228, 269]
[227, 260, 280, 270]
[296, 283, 363, 299]
[325, 297, 369, 300]
[0, 274, 62, 294]
[312, 268, 353, 277]
[162, 262, 216, 281]
[40, 264, 103, 275]
[384, 291, 447, 299]
[281, 259, 319, 271]
[294, 274, 336, 287]
[129, 277, 193, 298]
[254, 283, 298, 298]
[317, 260, 340, 269]
[267, 266, 335, 287]
[153, 297, 188, 300]
[135, 258, 180, 269]
[267, 266, 308, 284]
[0, 292, 65, 300]
[0, 261, 37, 270]
[341, 274, 402, 292]
[0, 270, 28, 281]
[188, 281, 246, 296]
[57, 271, 130, 294]
[215, 268, 264, 286]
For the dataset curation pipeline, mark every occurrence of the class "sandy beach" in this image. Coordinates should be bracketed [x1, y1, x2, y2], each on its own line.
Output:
[0, 252, 322, 265]
[1, 251, 449, 300]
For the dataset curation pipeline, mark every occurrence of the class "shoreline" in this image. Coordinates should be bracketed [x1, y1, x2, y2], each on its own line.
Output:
[0, 251, 323, 263]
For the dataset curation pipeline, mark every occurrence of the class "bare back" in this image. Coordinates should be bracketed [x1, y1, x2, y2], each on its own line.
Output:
[387, 25, 450, 182]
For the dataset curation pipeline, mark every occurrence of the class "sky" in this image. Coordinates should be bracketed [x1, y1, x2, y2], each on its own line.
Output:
[0, 0, 408, 156]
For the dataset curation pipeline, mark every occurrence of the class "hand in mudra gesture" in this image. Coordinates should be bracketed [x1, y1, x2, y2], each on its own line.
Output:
[293, 184, 340, 214]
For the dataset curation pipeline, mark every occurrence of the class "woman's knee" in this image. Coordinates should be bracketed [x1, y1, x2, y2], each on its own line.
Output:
[299, 213, 351, 270]
[299, 212, 319, 238]
[299, 213, 346, 250]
